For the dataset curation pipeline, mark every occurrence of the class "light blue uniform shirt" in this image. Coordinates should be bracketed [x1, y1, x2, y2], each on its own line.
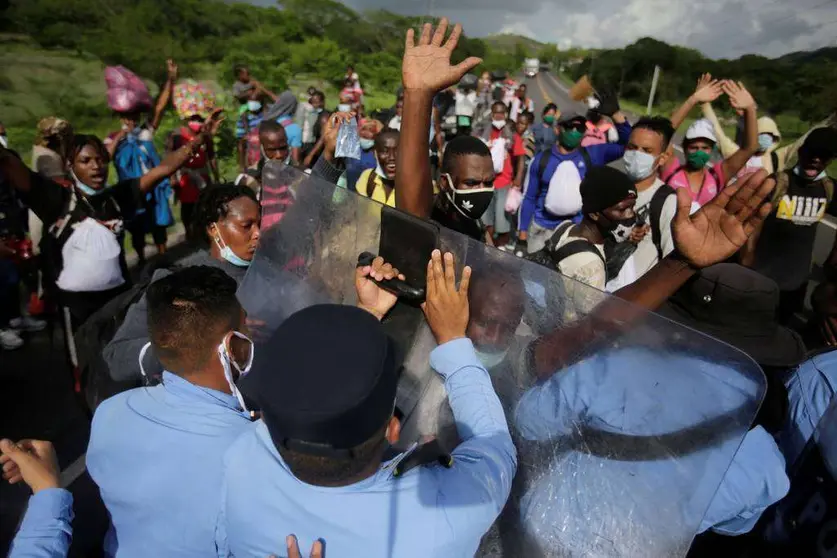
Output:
[513, 347, 788, 555]
[216, 338, 516, 558]
[87, 371, 255, 558]
[8, 489, 73, 558]
[778, 350, 837, 467]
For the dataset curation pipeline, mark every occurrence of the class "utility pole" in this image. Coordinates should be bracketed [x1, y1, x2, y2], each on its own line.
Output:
[646, 65, 660, 115]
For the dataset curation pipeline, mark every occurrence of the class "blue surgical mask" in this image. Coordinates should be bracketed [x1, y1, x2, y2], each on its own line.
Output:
[337, 103, 352, 113]
[247, 100, 262, 113]
[213, 227, 252, 268]
[70, 170, 104, 196]
[623, 149, 658, 182]
[758, 133, 774, 152]
[314, 108, 324, 114]
[359, 138, 375, 151]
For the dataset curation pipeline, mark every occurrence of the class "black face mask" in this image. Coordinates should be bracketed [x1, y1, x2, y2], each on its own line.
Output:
[442, 174, 494, 220]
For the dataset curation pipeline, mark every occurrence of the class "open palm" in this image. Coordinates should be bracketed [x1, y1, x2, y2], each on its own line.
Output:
[402, 18, 482, 93]
[673, 170, 775, 268]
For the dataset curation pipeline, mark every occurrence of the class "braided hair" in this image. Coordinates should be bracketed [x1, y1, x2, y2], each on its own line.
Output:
[191, 183, 258, 245]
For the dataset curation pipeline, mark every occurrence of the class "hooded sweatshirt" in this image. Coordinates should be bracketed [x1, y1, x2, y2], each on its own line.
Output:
[702, 103, 837, 175]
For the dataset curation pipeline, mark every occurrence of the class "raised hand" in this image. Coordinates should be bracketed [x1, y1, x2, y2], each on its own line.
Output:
[421, 250, 471, 345]
[402, 18, 482, 94]
[356, 256, 405, 321]
[323, 111, 354, 159]
[723, 80, 756, 111]
[693, 73, 723, 104]
[672, 169, 774, 268]
[285, 535, 324, 558]
[0, 439, 60, 494]
[201, 108, 226, 137]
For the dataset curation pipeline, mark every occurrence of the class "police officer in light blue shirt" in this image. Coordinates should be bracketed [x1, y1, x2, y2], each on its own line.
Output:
[217, 251, 517, 558]
[86, 267, 259, 558]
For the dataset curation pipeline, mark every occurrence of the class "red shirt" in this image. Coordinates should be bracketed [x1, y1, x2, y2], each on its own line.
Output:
[490, 129, 525, 189]
[172, 127, 214, 204]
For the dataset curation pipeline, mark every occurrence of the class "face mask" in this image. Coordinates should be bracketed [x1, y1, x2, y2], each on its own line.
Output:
[375, 162, 389, 180]
[337, 103, 352, 113]
[442, 173, 494, 220]
[559, 129, 583, 150]
[794, 165, 828, 182]
[609, 220, 635, 243]
[247, 100, 262, 113]
[70, 170, 104, 196]
[259, 145, 291, 166]
[492, 120, 506, 130]
[758, 133, 774, 152]
[359, 138, 375, 151]
[474, 347, 509, 369]
[187, 121, 203, 133]
[217, 331, 255, 412]
[314, 107, 324, 114]
[623, 150, 658, 182]
[213, 226, 252, 268]
[686, 150, 710, 170]
[138, 341, 154, 386]
[543, 115, 555, 125]
[0, 134, 7, 149]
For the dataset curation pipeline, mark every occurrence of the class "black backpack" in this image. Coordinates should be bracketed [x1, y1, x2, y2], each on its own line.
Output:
[526, 221, 606, 279]
[75, 262, 178, 411]
[605, 184, 675, 279]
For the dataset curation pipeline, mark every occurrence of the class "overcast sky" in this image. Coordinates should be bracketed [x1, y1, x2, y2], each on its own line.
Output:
[253, 0, 837, 59]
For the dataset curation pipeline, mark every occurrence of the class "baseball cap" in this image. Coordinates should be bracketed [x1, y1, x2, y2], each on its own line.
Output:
[685, 119, 718, 143]
[558, 112, 587, 126]
[242, 304, 400, 457]
[580, 166, 637, 215]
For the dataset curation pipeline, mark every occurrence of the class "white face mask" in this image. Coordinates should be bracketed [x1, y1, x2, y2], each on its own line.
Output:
[138, 341, 154, 385]
[492, 119, 506, 130]
[623, 149, 658, 182]
[0, 134, 8, 149]
[217, 331, 255, 412]
[259, 145, 291, 166]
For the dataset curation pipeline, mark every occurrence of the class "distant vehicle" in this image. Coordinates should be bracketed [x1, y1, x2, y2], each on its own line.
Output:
[524, 58, 540, 78]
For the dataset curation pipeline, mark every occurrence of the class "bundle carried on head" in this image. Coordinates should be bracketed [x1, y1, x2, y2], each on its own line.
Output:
[104, 66, 152, 113]
[173, 80, 217, 120]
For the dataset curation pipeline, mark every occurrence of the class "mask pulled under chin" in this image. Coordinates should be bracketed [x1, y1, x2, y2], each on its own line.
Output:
[794, 165, 827, 182]
[474, 347, 509, 369]
[214, 229, 252, 268]
[492, 120, 507, 130]
[442, 173, 494, 220]
[70, 170, 105, 197]
[0, 135, 7, 149]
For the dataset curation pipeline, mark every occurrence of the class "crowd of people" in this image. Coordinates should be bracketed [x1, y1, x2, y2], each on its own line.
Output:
[2, 14, 837, 558]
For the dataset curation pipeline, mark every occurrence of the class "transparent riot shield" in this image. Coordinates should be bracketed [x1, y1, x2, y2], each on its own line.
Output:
[239, 161, 766, 557]
[760, 397, 837, 554]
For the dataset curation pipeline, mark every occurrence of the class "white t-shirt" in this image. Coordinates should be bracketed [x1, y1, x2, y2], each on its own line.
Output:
[510, 97, 535, 122]
[554, 224, 606, 291]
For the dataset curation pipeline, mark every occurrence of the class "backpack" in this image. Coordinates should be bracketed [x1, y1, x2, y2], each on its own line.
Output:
[537, 147, 592, 217]
[113, 135, 173, 227]
[527, 221, 607, 279]
[75, 262, 179, 411]
[604, 184, 675, 279]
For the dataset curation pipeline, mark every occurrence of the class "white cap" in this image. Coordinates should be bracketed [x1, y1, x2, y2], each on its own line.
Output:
[685, 118, 717, 143]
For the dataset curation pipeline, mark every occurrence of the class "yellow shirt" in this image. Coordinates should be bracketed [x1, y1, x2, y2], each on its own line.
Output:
[355, 169, 396, 207]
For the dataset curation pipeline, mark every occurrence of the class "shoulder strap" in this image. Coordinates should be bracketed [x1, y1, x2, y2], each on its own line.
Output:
[544, 221, 575, 252]
[552, 238, 606, 270]
[771, 151, 779, 175]
[771, 170, 791, 206]
[537, 150, 552, 186]
[650, 184, 676, 260]
[579, 146, 592, 169]
[823, 177, 834, 205]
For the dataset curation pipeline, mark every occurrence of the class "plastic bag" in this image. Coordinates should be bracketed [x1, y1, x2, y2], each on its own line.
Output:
[505, 187, 523, 214]
[104, 66, 152, 113]
[335, 117, 362, 160]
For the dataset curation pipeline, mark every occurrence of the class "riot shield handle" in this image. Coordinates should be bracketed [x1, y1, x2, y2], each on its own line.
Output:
[357, 252, 426, 303]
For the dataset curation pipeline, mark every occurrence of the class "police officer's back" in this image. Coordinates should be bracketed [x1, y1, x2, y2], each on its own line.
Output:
[216, 251, 517, 557]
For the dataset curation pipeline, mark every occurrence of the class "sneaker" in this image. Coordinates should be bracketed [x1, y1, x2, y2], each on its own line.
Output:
[498, 243, 514, 252]
[0, 329, 24, 350]
[10, 316, 47, 332]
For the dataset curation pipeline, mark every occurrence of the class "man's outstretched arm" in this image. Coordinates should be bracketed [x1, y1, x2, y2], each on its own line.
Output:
[394, 19, 481, 218]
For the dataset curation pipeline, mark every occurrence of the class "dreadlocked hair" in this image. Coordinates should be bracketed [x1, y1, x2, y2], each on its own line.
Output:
[191, 183, 259, 245]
